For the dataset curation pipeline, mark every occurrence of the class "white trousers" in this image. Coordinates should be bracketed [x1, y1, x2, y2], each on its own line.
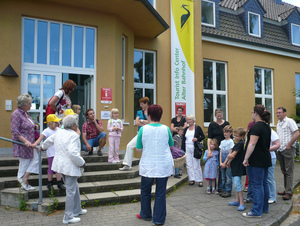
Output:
[17, 149, 39, 182]
[186, 146, 203, 182]
[62, 175, 82, 221]
[123, 135, 137, 167]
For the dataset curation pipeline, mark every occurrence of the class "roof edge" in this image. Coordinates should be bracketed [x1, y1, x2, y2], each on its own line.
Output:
[139, 0, 169, 32]
[202, 32, 300, 56]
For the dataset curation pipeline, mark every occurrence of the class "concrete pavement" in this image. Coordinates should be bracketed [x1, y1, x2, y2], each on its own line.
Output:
[0, 162, 299, 226]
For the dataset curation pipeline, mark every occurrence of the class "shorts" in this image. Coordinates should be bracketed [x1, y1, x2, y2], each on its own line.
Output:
[233, 176, 243, 192]
[47, 156, 55, 174]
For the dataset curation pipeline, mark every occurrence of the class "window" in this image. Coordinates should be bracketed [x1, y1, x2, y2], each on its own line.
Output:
[292, 24, 300, 46]
[202, 0, 215, 27]
[203, 60, 227, 125]
[248, 12, 261, 37]
[122, 36, 126, 121]
[134, 49, 156, 118]
[255, 67, 273, 123]
[23, 17, 96, 69]
[295, 73, 300, 123]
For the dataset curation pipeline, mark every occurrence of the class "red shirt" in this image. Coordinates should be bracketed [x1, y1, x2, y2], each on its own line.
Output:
[82, 119, 102, 140]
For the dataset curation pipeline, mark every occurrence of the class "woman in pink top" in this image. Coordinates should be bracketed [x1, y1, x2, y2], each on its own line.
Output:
[11, 94, 38, 191]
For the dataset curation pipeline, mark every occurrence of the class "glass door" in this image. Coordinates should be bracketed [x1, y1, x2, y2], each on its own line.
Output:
[22, 70, 61, 132]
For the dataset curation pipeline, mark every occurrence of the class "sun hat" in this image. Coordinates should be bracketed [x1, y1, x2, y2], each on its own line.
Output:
[64, 109, 76, 117]
[44, 114, 62, 124]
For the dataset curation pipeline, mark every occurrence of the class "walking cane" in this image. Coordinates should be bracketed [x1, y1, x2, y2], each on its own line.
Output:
[0, 136, 43, 204]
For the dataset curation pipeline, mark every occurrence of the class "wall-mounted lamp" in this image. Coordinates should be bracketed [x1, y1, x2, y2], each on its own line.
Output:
[0, 64, 18, 77]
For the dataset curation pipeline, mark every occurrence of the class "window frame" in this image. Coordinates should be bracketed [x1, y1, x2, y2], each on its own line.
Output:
[254, 67, 274, 125]
[133, 49, 156, 122]
[248, 12, 261, 38]
[22, 17, 97, 70]
[122, 36, 127, 123]
[201, 0, 216, 28]
[291, 23, 300, 46]
[203, 59, 228, 127]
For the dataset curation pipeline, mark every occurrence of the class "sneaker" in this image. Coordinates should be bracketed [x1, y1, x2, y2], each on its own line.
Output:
[27, 185, 36, 191]
[207, 189, 211, 194]
[237, 205, 246, 211]
[119, 165, 132, 171]
[243, 187, 248, 192]
[228, 201, 240, 206]
[21, 182, 29, 191]
[174, 175, 181, 179]
[242, 212, 261, 218]
[219, 191, 224, 196]
[268, 199, 276, 204]
[88, 151, 93, 155]
[212, 189, 218, 195]
[97, 150, 103, 156]
[74, 209, 87, 217]
[63, 217, 81, 224]
[244, 197, 253, 203]
[221, 192, 231, 198]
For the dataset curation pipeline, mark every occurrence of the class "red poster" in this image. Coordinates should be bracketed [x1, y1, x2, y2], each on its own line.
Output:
[101, 88, 112, 104]
[175, 102, 186, 117]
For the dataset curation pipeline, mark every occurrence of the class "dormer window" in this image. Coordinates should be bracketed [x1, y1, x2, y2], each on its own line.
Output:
[202, 0, 215, 27]
[292, 24, 300, 46]
[248, 12, 261, 37]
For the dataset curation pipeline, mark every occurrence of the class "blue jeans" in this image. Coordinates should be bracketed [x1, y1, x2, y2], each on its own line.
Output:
[247, 166, 269, 216]
[267, 158, 277, 201]
[220, 167, 232, 194]
[82, 132, 106, 151]
[175, 168, 179, 175]
[140, 176, 168, 225]
[246, 167, 253, 200]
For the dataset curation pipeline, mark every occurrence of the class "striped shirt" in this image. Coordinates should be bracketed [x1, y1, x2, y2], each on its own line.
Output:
[276, 117, 298, 152]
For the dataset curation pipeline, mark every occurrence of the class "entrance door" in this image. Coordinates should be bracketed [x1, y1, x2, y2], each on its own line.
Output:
[22, 70, 61, 132]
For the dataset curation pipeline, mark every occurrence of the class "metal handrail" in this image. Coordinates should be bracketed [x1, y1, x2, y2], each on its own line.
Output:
[0, 136, 43, 204]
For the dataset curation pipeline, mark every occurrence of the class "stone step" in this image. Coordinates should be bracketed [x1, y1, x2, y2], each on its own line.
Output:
[0, 158, 137, 178]
[0, 152, 125, 167]
[0, 164, 140, 189]
[2, 177, 142, 200]
[25, 175, 188, 213]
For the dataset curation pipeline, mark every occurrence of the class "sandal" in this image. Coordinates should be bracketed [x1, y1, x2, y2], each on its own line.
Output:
[198, 182, 203, 187]
[189, 181, 195, 186]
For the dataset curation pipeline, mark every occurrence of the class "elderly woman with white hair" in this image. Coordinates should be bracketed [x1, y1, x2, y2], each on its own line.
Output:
[11, 94, 38, 191]
[181, 115, 205, 187]
[41, 114, 86, 224]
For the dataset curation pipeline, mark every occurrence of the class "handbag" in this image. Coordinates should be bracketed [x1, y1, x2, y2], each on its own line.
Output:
[194, 141, 204, 159]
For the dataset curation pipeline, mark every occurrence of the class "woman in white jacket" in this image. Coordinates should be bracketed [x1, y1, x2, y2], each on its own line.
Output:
[41, 114, 86, 224]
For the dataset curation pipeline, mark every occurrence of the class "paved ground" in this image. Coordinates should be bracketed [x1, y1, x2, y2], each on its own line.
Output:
[0, 162, 299, 226]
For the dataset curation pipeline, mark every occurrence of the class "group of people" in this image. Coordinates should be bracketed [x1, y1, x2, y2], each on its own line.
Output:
[10, 80, 124, 224]
[10, 78, 300, 224]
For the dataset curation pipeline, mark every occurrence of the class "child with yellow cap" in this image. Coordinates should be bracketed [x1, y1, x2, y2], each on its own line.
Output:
[33, 114, 66, 191]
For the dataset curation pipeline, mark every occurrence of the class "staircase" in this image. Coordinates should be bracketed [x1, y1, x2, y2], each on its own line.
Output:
[0, 150, 188, 213]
